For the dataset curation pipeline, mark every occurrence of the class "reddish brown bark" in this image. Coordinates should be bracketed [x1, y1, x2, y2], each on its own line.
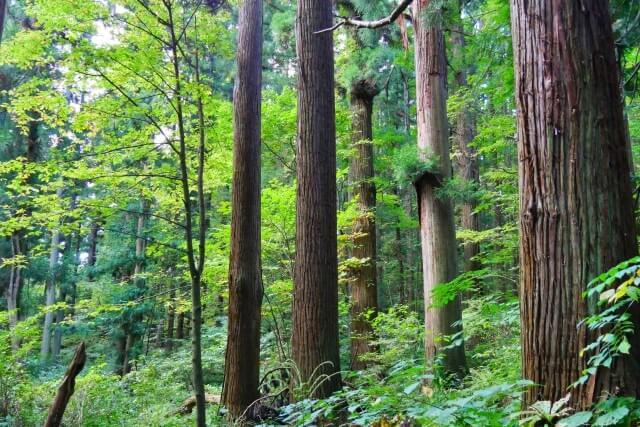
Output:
[222, 0, 264, 418]
[349, 79, 379, 370]
[413, 0, 467, 378]
[511, 0, 640, 408]
[291, 0, 342, 398]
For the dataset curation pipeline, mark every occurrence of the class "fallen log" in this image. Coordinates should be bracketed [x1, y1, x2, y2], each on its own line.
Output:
[44, 342, 87, 427]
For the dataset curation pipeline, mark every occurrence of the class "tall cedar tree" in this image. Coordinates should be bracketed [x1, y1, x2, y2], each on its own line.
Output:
[511, 0, 640, 408]
[222, 0, 264, 418]
[291, 0, 342, 398]
[413, 0, 467, 377]
[349, 79, 379, 370]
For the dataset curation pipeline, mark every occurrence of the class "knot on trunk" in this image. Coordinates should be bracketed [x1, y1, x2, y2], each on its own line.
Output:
[351, 79, 380, 101]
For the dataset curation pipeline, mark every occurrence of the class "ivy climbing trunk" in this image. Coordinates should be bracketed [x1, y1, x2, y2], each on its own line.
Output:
[291, 0, 342, 398]
[413, 0, 467, 378]
[222, 0, 264, 419]
[349, 79, 379, 370]
[510, 0, 640, 408]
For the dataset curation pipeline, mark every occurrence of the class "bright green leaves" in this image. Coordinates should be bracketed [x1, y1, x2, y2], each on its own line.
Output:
[574, 257, 640, 387]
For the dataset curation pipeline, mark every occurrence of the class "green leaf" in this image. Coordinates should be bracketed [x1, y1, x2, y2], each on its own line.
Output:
[558, 411, 592, 427]
[593, 406, 630, 426]
[403, 381, 421, 395]
[618, 338, 631, 354]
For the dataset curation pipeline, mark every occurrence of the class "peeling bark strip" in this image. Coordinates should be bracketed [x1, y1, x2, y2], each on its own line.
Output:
[510, 0, 640, 408]
[413, 0, 467, 378]
[223, 0, 264, 419]
[349, 79, 379, 370]
[291, 0, 342, 398]
[44, 342, 86, 427]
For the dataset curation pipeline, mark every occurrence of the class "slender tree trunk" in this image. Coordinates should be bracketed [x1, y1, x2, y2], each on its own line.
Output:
[41, 223, 62, 360]
[292, 0, 342, 398]
[6, 232, 22, 350]
[349, 79, 379, 370]
[121, 201, 147, 375]
[401, 72, 417, 310]
[87, 220, 99, 269]
[0, 0, 6, 44]
[165, 288, 175, 350]
[413, 0, 467, 378]
[393, 212, 406, 304]
[222, 0, 264, 419]
[122, 332, 133, 375]
[452, 0, 480, 273]
[52, 286, 66, 358]
[53, 197, 81, 358]
[164, 3, 207, 422]
[510, 0, 640, 408]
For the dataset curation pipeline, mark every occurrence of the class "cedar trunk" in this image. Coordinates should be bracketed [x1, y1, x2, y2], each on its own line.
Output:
[413, 0, 467, 377]
[291, 0, 341, 398]
[510, 0, 640, 408]
[222, 0, 264, 419]
[349, 79, 379, 370]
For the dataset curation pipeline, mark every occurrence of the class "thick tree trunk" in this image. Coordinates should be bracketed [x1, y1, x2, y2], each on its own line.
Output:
[413, 0, 467, 378]
[41, 213, 62, 360]
[222, 0, 264, 419]
[291, 0, 341, 398]
[452, 1, 480, 273]
[511, 0, 640, 408]
[349, 79, 379, 370]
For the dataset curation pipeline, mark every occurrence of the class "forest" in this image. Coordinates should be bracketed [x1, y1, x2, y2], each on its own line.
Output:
[1, 0, 640, 425]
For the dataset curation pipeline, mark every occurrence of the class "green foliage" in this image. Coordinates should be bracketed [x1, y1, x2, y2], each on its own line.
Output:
[574, 257, 640, 387]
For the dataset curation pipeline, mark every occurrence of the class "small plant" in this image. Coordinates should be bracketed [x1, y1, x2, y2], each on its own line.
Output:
[518, 394, 573, 426]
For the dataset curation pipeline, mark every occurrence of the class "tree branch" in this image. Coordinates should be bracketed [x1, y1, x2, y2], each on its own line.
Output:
[315, 0, 414, 34]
